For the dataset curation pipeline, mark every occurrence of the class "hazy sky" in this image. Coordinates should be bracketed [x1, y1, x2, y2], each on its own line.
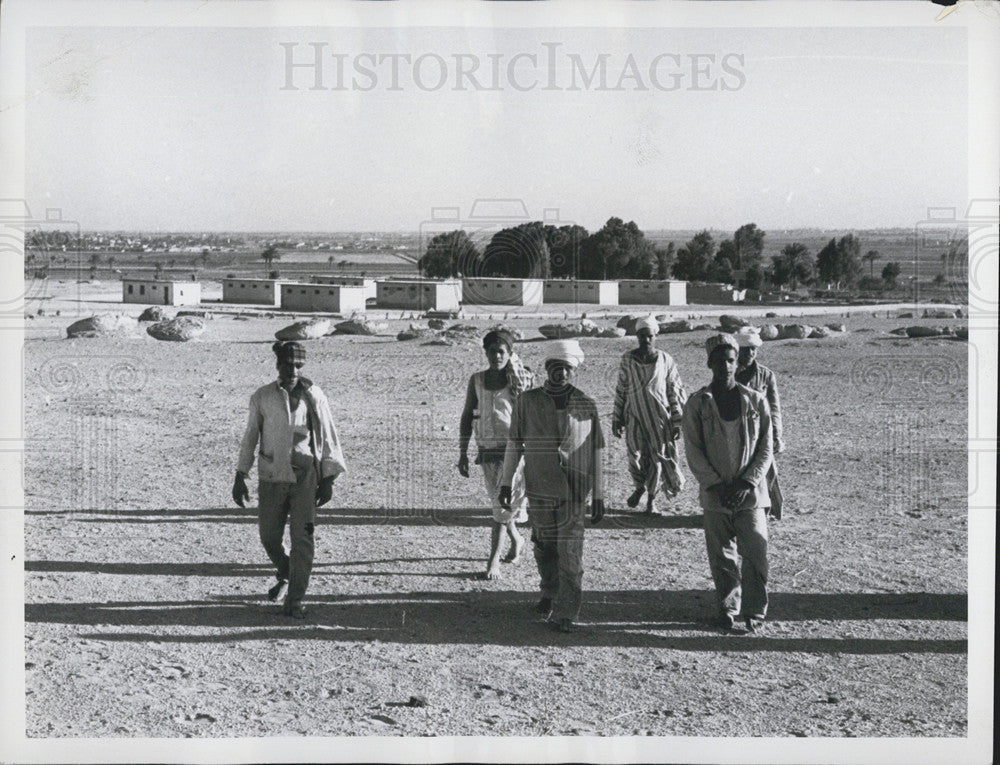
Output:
[26, 24, 968, 232]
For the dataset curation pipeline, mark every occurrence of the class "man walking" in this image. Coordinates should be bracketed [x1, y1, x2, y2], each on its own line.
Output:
[611, 315, 687, 515]
[734, 326, 784, 518]
[682, 334, 773, 633]
[499, 339, 605, 633]
[232, 341, 346, 619]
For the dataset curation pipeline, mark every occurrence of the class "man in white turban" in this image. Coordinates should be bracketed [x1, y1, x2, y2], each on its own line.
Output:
[499, 339, 605, 633]
[682, 332, 773, 633]
[733, 325, 784, 518]
[612, 316, 687, 515]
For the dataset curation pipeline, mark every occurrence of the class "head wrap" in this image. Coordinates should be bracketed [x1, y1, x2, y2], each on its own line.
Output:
[734, 326, 762, 348]
[635, 316, 660, 336]
[705, 333, 739, 358]
[482, 328, 515, 351]
[543, 339, 585, 369]
[272, 340, 306, 364]
[506, 353, 535, 395]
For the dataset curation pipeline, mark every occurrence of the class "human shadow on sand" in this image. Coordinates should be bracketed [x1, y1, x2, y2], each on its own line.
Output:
[26, 588, 967, 653]
[25, 507, 703, 530]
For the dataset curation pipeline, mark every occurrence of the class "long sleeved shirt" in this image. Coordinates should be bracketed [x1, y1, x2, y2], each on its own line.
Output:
[612, 348, 687, 438]
[682, 384, 773, 514]
[734, 361, 782, 448]
[501, 386, 605, 504]
[236, 378, 346, 483]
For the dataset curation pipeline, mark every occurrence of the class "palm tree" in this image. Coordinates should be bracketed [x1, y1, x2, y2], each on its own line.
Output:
[262, 245, 280, 277]
[862, 250, 880, 279]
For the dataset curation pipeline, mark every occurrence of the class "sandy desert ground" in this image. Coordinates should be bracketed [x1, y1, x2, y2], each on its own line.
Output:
[20, 282, 969, 738]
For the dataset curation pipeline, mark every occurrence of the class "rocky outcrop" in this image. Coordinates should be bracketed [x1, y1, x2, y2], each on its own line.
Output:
[138, 306, 166, 322]
[146, 316, 206, 342]
[334, 319, 388, 335]
[66, 314, 139, 338]
[275, 318, 331, 340]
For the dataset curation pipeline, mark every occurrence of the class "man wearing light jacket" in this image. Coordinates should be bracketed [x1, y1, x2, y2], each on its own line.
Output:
[232, 341, 346, 619]
[682, 333, 773, 634]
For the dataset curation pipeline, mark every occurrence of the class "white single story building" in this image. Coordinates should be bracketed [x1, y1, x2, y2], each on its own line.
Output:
[280, 283, 368, 313]
[376, 279, 462, 311]
[461, 277, 543, 306]
[310, 275, 377, 301]
[222, 278, 286, 306]
[687, 282, 745, 304]
[618, 280, 687, 306]
[122, 278, 201, 306]
[543, 279, 619, 305]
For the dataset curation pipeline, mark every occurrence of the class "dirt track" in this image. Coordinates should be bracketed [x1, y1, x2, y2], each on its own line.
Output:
[22, 288, 968, 737]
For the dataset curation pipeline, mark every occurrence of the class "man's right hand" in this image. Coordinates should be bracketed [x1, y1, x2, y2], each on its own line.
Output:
[232, 473, 249, 508]
[457, 453, 470, 478]
[498, 486, 512, 510]
[611, 420, 624, 439]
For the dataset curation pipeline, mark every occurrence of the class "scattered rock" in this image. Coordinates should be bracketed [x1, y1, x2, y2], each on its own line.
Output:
[952, 327, 968, 340]
[447, 323, 479, 333]
[138, 306, 167, 322]
[889, 327, 909, 336]
[616, 315, 641, 335]
[177, 310, 212, 319]
[825, 323, 847, 332]
[538, 324, 578, 340]
[334, 319, 388, 335]
[427, 318, 446, 330]
[897, 312, 913, 319]
[487, 324, 524, 341]
[777, 323, 811, 340]
[759, 324, 780, 341]
[719, 314, 751, 332]
[693, 323, 714, 331]
[397, 326, 438, 341]
[66, 313, 139, 338]
[596, 327, 626, 338]
[765, 312, 779, 318]
[371, 714, 398, 725]
[923, 308, 957, 319]
[275, 318, 331, 340]
[406, 695, 429, 708]
[809, 326, 832, 339]
[904, 325, 947, 338]
[660, 319, 696, 334]
[146, 316, 206, 342]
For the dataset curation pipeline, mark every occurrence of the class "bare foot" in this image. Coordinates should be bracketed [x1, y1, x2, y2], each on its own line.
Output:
[485, 560, 502, 580]
[502, 536, 524, 564]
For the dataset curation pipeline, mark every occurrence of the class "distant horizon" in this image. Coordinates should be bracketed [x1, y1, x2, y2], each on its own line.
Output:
[58, 224, 963, 236]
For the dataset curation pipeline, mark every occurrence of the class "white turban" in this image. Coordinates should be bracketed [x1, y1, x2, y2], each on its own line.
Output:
[734, 326, 763, 348]
[543, 339, 585, 369]
[635, 316, 660, 335]
[705, 333, 740, 357]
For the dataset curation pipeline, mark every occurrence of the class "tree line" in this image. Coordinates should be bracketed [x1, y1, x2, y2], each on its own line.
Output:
[417, 218, 914, 290]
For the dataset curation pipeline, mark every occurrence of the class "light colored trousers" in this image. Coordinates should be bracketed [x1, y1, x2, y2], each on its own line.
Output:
[529, 499, 585, 621]
[258, 458, 317, 606]
[480, 459, 528, 524]
[703, 506, 769, 620]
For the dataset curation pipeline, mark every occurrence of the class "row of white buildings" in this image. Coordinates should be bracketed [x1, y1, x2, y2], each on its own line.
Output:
[122, 275, 745, 311]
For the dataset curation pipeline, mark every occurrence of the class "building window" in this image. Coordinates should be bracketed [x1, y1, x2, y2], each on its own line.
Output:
[127, 285, 133, 294]
[139, 285, 145, 295]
